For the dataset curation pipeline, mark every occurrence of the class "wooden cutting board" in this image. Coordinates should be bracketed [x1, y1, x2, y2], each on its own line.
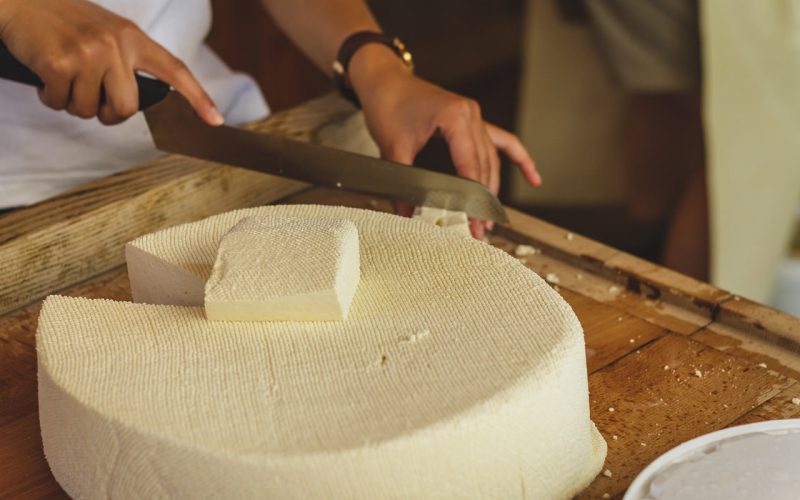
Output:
[1, 95, 799, 500]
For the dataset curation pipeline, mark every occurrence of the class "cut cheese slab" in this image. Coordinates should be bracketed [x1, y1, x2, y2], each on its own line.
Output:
[204, 216, 360, 322]
[42, 205, 607, 499]
[412, 205, 471, 237]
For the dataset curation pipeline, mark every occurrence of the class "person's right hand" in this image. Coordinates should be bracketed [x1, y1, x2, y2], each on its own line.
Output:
[0, 0, 222, 126]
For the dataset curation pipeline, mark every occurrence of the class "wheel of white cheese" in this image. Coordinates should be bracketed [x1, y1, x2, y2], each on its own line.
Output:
[37, 205, 606, 499]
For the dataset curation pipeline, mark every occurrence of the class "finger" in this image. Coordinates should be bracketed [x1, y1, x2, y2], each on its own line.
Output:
[381, 139, 418, 217]
[98, 60, 139, 125]
[485, 123, 541, 186]
[136, 39, 223, 126]
[467, 110, 492, 190]
[440, 121, 482, 184]
[38, 77, 72, 111]
[469, 218, 485, 240]
[66, 67, 106, 119]
[392, 201, 415, 218]
[483, 127, 502, 231]
[34, 53, 76, 111]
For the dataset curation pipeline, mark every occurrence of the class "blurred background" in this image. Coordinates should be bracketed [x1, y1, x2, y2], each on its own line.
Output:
[207, 0, 800, 316]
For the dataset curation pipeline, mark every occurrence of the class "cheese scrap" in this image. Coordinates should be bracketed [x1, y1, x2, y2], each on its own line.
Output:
[514, 244, 541, 257]
[204, 216, 360, 322]
[412, 206, 471, 236]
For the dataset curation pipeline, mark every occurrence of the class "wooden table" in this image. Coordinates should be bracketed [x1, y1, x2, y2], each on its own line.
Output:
[2, 95, 799, 500]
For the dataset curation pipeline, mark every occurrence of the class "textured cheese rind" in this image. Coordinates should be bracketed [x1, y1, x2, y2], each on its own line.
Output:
[204, 216, 360, 321]
[412, 206, 471, 237]
[42, 205, 607, 499]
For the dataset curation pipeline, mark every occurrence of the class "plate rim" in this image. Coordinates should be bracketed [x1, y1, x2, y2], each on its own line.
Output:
[623, 418, 800, 499]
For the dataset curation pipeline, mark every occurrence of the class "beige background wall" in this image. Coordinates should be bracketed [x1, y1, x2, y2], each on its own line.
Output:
[702, 0, 800, 302]
[510, 0, 628, 207]
[513, 0, 800, 304]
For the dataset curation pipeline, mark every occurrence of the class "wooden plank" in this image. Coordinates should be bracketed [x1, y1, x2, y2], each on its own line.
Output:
[715, 295, 800, 353]
[496, 208, 731, 335]
[579, 333, 795, 499]
[489, 230, 709, 335]
[0, 269, 131, 425]
[0, 267, 130, 499]
[0, 412, 69, 500]
[0, 93, 376, 316]
[2, 185, 799, 499]
[559, 288, 667, 374]
[733, 383, 800, 425]
[692, 324, 800, 382]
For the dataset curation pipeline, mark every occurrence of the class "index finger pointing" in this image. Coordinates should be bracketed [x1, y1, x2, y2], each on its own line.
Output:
[485, 123, 541, 187]
[136, 40, 223, 126]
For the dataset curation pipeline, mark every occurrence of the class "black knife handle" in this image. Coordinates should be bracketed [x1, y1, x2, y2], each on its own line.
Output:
[0, 42, 170, 110]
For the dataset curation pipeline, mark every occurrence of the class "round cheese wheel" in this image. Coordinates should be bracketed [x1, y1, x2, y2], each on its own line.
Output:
[37, 205, 606, 499]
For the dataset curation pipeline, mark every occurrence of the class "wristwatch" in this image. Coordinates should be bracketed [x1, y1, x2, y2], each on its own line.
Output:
[332, 31, 414, 107]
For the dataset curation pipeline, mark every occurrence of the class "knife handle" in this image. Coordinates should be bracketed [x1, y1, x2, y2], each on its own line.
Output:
[0, 42, 170, 110]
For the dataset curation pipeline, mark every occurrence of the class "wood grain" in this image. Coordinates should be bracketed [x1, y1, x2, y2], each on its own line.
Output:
[579, 333, 795, 499]
[0, 93, 374, 317]
[559, 288, 667, 374]
[2, 185, 799, 499]
[0, 267, 130, 500]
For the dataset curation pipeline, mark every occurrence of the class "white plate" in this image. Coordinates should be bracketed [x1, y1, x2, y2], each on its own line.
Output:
[624, 419, 800, 500]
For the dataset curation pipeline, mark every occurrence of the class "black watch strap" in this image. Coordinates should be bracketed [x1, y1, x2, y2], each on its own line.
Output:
[332, 31, 413, 108]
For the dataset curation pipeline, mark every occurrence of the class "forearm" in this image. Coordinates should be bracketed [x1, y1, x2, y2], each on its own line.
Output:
[259, 0, 380, 77]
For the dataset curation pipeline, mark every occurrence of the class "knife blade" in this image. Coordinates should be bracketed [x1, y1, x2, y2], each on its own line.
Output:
[0, 44, 508, 222]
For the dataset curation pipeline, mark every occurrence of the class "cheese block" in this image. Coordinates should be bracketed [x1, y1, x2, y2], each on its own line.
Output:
[204, 216, 360, 322]
[412, 206, 471, 237]
[42, 205, 606, 499]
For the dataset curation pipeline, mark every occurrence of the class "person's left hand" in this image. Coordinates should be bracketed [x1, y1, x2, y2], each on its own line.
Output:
[349, 45, 541, 239]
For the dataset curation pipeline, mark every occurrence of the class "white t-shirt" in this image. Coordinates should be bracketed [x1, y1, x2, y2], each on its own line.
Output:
[0, 0, 269, 208]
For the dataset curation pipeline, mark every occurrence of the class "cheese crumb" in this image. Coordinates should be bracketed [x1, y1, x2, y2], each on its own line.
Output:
[629, 338, 635, 344]
[757, 362, 768, 368]
[612, 435, 619, 440]
[694, 369, 703, 378]
[514, 244, 541, 257]
[664, 365, 670, 370]
[402, 330, 431, 344]
[413, 206, 470, 237]
[565, 232, 575, 241]
[641, 442, 647, 447]
[791, 397, 800, 406]
[602, 469, 612, 478]
[608, 407, 615, 412]
[545, 273, 561, 284]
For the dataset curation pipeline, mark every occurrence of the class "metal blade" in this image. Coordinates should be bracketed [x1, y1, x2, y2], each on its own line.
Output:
[144, 92, 508, 223]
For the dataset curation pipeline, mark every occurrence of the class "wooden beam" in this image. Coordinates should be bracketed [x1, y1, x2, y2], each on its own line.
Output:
[0, 93, 375, 315]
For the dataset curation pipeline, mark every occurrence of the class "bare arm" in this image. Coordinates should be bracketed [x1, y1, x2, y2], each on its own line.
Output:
[259, 0, 380, 77]
[260, 0, 541, 238]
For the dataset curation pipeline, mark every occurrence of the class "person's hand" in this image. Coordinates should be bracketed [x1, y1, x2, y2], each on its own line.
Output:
[0, 0, 222, 126]
[349, 45, 541, 239]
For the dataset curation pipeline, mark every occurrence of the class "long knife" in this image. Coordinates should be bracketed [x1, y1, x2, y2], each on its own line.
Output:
[0, 44, 508, 223]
